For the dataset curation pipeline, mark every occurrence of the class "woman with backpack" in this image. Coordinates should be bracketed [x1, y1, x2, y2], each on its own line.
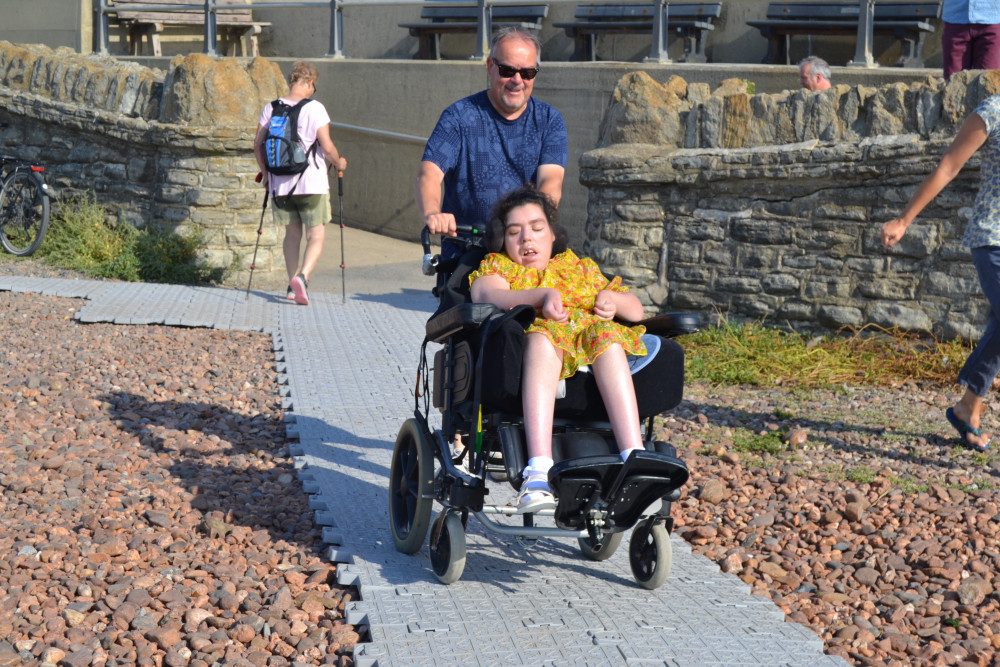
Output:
[254, 61, 347, 306]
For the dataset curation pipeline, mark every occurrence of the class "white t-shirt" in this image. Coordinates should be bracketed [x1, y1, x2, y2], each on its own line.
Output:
[258, 97, 332, 196]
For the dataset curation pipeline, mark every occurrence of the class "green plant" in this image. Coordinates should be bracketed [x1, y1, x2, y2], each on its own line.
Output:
[731, 429, 786, 456]
[846, 466, 876, 485]
[942, 618, 961, 629]
[38, 194, 230, 285]
[39, 193, 139, 280]
[889, 476, 929, 495]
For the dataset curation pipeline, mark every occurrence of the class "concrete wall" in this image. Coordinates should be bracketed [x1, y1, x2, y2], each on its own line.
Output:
[0, 0, 91, 53]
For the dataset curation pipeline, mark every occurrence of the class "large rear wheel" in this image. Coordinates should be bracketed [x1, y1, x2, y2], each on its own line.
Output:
[0, 170, 49, 257]
[389, 419, 435, 554]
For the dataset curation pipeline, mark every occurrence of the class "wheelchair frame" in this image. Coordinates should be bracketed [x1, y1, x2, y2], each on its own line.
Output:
[388, 229, 695, 588]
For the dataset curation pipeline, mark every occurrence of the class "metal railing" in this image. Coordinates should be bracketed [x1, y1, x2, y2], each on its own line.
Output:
[93, 0, 880, 66]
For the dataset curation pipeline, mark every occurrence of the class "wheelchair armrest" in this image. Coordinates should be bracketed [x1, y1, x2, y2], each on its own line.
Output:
[425, 303, 501, 342]
[635, 312, 701, 338]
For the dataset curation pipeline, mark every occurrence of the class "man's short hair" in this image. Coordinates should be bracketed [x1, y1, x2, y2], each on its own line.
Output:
[799, 56, 831, 82]
[491, 27, 542, 64]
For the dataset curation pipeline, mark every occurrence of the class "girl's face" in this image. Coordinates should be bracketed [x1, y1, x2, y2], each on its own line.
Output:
[503, 203, 555, 269]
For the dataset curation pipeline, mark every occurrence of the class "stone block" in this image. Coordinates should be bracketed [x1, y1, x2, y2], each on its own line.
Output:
[188, 190, 225, 207]
[778, 300, 816, 322]
[856, 276, 918, 300]
[731, 220, 794, 246]
[761, 273, 799, 295]
[803, 279, 852, 300]
[737, 246, 778, 270]
[715, 275, 761, 294]
[818, 305, 863, 329]
[868, 303, 933, 333]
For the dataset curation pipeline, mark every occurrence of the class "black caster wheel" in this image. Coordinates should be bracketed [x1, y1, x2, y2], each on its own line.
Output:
[629, 519, 672, 590]
[578, 531, 623, 561]
[389, 419, 435, 554]
[429, 510, 466, 584]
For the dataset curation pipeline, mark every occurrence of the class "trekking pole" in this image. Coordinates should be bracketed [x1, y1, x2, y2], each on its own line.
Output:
[338, 170, 345, 304]
[245, 172, 268, 301]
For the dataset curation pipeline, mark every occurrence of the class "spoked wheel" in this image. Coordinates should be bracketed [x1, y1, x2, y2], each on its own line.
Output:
[629, 519, 672, 590]
[578, 531, 623, 561]
[429, 510, 466, 584]
[389, 419, 435, 554]
[0, 170, 49, 257]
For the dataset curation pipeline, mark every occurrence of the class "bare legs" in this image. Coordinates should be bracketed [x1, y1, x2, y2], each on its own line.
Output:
[282, 222, 326, 283]
[521, 333, 643, 459]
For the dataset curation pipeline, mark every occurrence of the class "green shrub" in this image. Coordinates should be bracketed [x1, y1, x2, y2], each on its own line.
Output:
[39, 193, 139, 280]
[39, 194, 229, 285]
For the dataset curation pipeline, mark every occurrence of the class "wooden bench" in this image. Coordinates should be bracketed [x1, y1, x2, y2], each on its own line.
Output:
[552, 3, 722, 62]
[110, 0, 270, 57]
[399, 4, 549, 60]
[746, 1, 942, 67]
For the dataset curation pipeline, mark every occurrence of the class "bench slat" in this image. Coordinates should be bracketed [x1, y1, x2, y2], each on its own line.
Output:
[747, 0, 941, 67]
[110, 0, 267, 57]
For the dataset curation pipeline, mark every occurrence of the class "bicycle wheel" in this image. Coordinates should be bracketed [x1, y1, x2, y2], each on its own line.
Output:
[0, 169, 50, 256]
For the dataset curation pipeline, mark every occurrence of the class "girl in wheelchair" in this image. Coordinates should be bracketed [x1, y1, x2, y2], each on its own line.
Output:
[470, 184, 651, 513]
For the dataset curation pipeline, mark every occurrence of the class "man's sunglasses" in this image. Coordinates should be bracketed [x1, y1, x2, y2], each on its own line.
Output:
[494, 62, 539, 80]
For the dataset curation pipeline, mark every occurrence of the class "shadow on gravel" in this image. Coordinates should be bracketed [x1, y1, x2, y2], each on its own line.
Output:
[685, 400, 999, 476]
[101, 390, 323, 548]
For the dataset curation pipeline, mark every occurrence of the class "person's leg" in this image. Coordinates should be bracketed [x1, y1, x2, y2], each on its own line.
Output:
[942, 22, 973, 80]
[521, 332, 562, 460]
[591, 343, 645, 460]
[953, 247, 1000, 447]
[296, 193, 331, 282]
[283, 221, 303, 283]
[969, 24, 1000, 72]
[517, 332, 562, 512]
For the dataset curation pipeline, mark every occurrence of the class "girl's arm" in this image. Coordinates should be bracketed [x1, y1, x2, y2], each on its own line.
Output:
[594, 289, 645, 322]
[882, 113, 988, 248]
[471, 274, 568, 322]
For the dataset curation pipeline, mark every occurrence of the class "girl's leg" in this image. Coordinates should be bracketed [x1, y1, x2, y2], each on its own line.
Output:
[517, 332, 562, 512]
[521, 332, 563, 460]
[591, 343, 645, 459]
[283, 221, 303, 283]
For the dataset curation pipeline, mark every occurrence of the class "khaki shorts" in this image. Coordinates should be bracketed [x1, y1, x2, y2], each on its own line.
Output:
[271, 193, 331, 228]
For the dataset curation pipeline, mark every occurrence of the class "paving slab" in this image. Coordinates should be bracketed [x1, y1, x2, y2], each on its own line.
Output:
[0, 261, 848, 667]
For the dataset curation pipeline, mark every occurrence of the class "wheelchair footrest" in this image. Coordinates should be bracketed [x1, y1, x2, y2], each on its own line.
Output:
[549, 451, 689, 532]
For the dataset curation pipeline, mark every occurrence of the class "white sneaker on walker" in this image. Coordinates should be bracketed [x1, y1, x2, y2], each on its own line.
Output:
[516, 474, 556, 513]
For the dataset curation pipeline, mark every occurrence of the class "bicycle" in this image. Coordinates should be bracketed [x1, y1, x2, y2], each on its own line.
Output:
[0, 152, 51, 256]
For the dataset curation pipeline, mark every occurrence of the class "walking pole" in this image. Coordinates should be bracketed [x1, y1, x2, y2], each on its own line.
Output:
[338, 170, 345, 304]
[245, 172, 268, 301]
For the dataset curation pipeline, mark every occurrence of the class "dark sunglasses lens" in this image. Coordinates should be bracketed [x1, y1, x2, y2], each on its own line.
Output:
[497, 64, 538, 80]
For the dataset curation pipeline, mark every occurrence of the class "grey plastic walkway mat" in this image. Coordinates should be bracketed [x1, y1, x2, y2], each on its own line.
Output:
[0, 276, 847, 667]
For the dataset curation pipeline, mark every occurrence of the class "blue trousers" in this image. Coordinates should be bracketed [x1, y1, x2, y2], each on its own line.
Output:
[959, 247, 1000, 396]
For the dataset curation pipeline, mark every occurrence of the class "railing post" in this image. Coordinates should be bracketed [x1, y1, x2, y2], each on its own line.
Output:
[847, 0, 876, 67]
[645, 0, 671, 63]
[473, 0, 491, 60]
[327, 0, 345, 58]
[203, 0, 219, 56]
[94, 0, 110, 55]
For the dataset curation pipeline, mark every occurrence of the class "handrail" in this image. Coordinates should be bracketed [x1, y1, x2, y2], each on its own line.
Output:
[329, 122, 429, 145]
[94, 0, 878, 66]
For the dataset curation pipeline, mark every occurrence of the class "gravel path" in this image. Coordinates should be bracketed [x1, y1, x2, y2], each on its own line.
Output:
[3, 258, 1000, 666]
[0, 261, 361, 667]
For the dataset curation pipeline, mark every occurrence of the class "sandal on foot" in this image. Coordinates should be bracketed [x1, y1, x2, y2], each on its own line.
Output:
[946, 407, 990, 452]
[516, 474, 555, 514]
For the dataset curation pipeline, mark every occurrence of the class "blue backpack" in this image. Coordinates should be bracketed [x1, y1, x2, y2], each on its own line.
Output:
[263, 99, 317, 176]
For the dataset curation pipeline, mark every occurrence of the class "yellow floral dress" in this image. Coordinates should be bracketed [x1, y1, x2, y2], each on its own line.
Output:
[469, 249, 646, 379]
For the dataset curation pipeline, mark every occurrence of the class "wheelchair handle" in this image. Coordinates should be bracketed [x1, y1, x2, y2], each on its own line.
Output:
[421, 224, 483, 276]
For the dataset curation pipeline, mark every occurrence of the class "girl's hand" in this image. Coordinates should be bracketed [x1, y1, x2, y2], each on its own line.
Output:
[881, 218, 908, 248]
[541, 289, 568, 322]
[593, 290, 617, 320]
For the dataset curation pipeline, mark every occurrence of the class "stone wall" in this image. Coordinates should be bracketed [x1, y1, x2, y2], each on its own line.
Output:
[584, 70, 1000, 340]
[0, 42, 287, 285]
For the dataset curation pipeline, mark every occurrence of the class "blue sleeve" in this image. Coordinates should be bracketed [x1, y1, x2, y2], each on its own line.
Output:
[422, 104, 461, 174]
[540, 108, 568, 168]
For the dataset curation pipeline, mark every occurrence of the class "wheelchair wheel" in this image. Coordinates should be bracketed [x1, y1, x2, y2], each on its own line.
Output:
[389, 419, 435, 554]
[578, 531, 623, 561]
[429, 511, 466, 584]
[629, 520, 672, 590]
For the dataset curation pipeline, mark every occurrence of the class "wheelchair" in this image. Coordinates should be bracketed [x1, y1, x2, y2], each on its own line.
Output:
[388, 227, 697, 589]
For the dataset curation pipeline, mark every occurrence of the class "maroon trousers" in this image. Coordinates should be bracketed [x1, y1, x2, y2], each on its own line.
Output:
[943, 21, 1000, 80]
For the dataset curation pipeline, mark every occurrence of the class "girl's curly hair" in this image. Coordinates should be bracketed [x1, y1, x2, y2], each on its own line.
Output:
[485, 184, 569, 255]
